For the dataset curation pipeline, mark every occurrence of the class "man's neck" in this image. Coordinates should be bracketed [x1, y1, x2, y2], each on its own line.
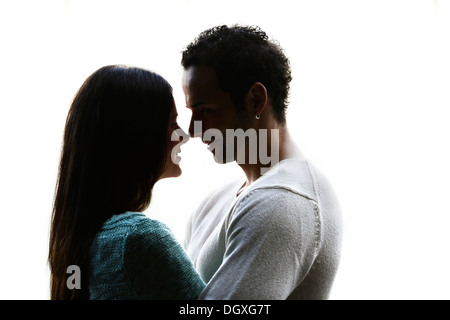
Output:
[238, 126, 305, 187]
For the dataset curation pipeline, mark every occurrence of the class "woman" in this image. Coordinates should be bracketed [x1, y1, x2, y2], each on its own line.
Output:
[48, 65, 204, 299]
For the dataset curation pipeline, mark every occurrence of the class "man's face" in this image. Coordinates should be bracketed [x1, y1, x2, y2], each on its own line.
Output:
[182, 64, 250, 163]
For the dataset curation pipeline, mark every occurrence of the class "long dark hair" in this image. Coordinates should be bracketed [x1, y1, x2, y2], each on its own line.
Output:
[49, 65, 174, 299]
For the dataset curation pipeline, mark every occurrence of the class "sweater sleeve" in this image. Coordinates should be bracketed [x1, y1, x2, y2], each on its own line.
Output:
[199, 188, 321, 300]
[123, 219, 205, 300]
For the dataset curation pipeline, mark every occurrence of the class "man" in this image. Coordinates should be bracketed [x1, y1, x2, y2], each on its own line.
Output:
[181, 25, 343, 299]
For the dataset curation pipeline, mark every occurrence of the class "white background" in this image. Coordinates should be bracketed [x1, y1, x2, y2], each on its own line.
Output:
[0, 0, 449, 300]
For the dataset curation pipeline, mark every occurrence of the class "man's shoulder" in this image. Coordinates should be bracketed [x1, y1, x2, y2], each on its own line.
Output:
[245, 159, 319, 202]
[232, 185, 318, 222]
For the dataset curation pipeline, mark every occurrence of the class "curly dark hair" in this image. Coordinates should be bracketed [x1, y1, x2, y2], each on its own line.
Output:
[181, 25, 292, 124]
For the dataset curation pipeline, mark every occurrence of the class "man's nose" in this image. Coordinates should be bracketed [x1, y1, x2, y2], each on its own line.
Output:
[188, 118, 203, 138]
[188, 118, 195, 137]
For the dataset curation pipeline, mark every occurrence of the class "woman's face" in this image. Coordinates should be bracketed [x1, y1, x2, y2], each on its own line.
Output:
[159, 102, 189, 180]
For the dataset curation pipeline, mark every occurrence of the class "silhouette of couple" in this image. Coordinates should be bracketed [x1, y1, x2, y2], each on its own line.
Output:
[49, 25, 343, 300]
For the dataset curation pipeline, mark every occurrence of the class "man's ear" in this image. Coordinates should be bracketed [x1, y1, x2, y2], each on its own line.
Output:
[245, 82, 268, 118]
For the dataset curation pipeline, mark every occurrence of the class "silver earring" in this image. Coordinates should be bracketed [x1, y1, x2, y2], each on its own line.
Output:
[255, 114, 261, 120]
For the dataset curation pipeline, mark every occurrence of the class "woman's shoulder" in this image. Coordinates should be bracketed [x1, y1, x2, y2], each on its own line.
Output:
[95, 211, 175, 255]
[102, 211, 169, 234]
[116, 212, 177, 257]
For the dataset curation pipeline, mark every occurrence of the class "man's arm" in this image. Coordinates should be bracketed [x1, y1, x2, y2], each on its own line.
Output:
[198, 188, 321, 300]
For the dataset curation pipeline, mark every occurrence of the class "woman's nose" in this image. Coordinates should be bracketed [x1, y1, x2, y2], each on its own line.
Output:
[172, 127, 190, 144]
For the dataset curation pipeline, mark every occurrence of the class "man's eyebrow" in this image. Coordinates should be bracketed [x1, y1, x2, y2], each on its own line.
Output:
[187, 101, 206, 109]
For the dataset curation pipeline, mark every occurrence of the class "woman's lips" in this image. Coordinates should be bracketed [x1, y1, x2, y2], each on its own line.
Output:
[171, 145, 182, 164]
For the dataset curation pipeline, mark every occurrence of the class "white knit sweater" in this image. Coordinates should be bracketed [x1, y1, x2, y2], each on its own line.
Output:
[184, 159, 343, 300]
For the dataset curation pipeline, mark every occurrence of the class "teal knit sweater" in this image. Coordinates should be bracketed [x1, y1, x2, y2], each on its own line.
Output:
[88, 211, 205, 299]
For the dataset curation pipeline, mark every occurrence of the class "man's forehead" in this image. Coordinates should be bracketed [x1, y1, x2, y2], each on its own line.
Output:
[183, 64, 217, 87]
